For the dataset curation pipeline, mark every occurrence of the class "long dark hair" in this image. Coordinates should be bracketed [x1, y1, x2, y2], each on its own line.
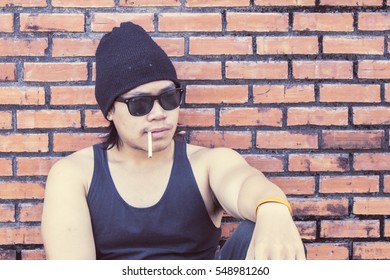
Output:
[101, 121, 121, 150]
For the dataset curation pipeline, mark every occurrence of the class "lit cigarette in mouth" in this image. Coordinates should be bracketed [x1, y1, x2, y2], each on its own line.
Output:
[148, 131, 152, 158]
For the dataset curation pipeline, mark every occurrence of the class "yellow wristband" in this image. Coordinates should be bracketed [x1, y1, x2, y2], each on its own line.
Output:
[255, 197, 293, 216]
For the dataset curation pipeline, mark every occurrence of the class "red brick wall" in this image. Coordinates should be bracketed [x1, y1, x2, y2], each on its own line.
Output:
[0, 0, 389, 260]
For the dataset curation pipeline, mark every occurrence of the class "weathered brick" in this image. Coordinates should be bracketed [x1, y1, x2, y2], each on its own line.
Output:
[0, 63, 16, 81]
[154, 37, 185, 57]
[0, 111, 12, 129]
[269, 176, 315, 195]
[0, 14, 13, 32]
[385, 176, 390, 193]
[52, 0, 114, 7]
[0, 250, 16, 260]
[0, 134, 48, 153]
[178, 108, 215, 127]
[254, 84, 315, 104]
[320, 0, 382, 6]
[288, 153, 350, 172]
[306, 243, 349, 260]
[354, 242, 390, 260]
[53, 133, 102, 152]
[0, 38, 48, 56]
[323, 36, 384, 55]
[359, 60, 390, 79]
[227, 13, 289, 32]
[354, 197, 390, 215]
[19, 203, 43, 222]
[354, 153, 390, 171]
[0, 182, 44, 199]
[359, 13, 390, 31]
[294, 13, 354, 32]
[120, 0, 180, 6]
[320, 84, 381, 103]
[52, 38, 99, 57]
[256, 131, 318, 149]
[293, 61, 353, 79]
[226, 61, 288, 80]
[353, 106, 390, 125]
[20, 14, 85, 32]
[0, 204, 15, 222]
[190, 36, 252, 55]
[290, 198, 349, 216]
[257, 36, 318, 55]
[21, 249, 46, 260]
[321, 219, 380, 238]
[386, 84, 390, 102]
[84, 109, 109, 128]
[244, 155, 285, 173]
[320, 175, 379, 194]
[50, 86, 96, 105]
[255, 0, 314, 5]
[295, 221, 317, 240]
[0, 0, 47, 7]
[220, 108, 283, 127]
[159, 13, 222, 32]
[17, 110, 81, 129]
[385, 219, 390, 237]
[0, 227, 42, 245]
[0, 87, 45, 105]
[0, 158, 13, 176]
[322, 130, 384, 149]
[186, 85, 248, 104]
[24, 62, 88, 82]
[16, 157, 59, 176]
[174, 62, 221, 80]
[189, 130, 252, 149]
[91, 13, 154, 32]
[287, 107, 349, 126]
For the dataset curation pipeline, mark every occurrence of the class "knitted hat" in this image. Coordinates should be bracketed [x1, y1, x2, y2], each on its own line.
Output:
[95, 21, 179, 118]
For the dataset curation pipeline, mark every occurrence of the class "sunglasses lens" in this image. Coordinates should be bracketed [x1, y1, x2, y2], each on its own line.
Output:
[128, 96, 153, 116]
[159, 90, 181, 111]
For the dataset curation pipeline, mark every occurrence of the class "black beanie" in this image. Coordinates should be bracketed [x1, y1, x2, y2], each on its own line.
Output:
[95, 21, 179, 118]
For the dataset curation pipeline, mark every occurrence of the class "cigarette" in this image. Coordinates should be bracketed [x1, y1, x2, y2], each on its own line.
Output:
[148, 131, 152, 158]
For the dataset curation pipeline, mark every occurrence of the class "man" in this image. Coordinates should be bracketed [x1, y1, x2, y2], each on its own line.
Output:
[41, 22, 305, 260]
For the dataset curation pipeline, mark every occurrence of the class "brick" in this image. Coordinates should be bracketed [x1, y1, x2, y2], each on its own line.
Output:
[255, 0, 314, 5]
[0, 182, 44, 199]
[159, 13, 222, 32]
[187, 0, 249, 7]
[323, 36, 384, 55]
[320, 84, 381, 103]
[306, 243, 349, 260]
[21, 249, 46, 260]
[0, 14, 13, 32]
[19, 203, 43, 222]
[257, 36, 318, 55]
[186, 85, 248, 104]
[50, 86, 96, 105]
[0, 63, 16, 81]
[0, 87, 45, 105]
[91, 13, 154, 32]
[288, 153, 350, 172]
[0, 158, 12, 176]
[154, 38, 185, 57]
[20, 14, 85, 33]
[227, 13, 288, 32]
[173, 62, 221, 80]
[0, 111, 12, 129]
[256, 131, 318, 149]
[0, 134, 48, 153]
[386, 84, 390, 102]
[321, 220, 380, 238]
[359, 60, 390, 79]
[52, 0, 114, 7]
[287, 107, 348, 126]
[53, 133, 102, 152]
[322, 130, 384, 149]
[120, 0, 180, 6]
[189, 131, 252, 149]
[295, 221, 316, 240]
[385, 219, 390, 237]
[0, 250, 16, 260]
[269, 176, 315, 195]
[293, 61, 353, 79]
[17, 157, 59, 176]
[0, 0, 47, 7]
[359, 13, 390, 31]
[226, 61, 288, 80]
[0, 204, 15, 222]
[221, 222, 239, 240]
[0, 38, 48, 56]
[385, 176, 390, 193]
[320, 175, 379, 194]
[293, 13, 354, 32]
[24, 62, 88, 82]
[290, 198, 349, 216]
[52, 38, 99, 57]
[354, 197, 390, 215]
[353, 106, 390, 125]
[220, 108, 283, 127]
[354, 242, 390, 260]
[244, 155, 284, 173]
[178, 108, 215, 127]
[320, 0, 382, 5]
[254, 84, 315, 104]
[190, 37, 252, 55]
[85, 109, 109, 128]
[354, 153, 390, 171]
[0, 227, 42, 245]
[17, 110, 81, 129]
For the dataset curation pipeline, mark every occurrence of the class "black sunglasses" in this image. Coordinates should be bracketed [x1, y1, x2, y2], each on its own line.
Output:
[116, 88, 183, 117]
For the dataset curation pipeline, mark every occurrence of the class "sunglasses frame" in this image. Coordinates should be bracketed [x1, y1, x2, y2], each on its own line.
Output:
[116, 87, 183, 117]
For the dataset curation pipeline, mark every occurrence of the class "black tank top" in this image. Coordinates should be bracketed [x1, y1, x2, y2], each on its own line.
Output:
[87, 140, 221, 259]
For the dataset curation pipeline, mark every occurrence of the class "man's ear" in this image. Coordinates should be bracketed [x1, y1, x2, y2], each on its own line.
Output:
[106, 106, 115, 121]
